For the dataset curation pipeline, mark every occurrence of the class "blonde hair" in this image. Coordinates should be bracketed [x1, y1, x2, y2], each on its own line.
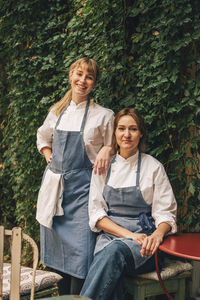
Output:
[50, 57, 99, 116]
[112, 107, 146, 153]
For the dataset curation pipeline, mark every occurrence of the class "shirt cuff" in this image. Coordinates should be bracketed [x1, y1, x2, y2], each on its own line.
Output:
[155, 219, 177, 235]
[37, 143, 52, 154]
[89, 211, 108, 232]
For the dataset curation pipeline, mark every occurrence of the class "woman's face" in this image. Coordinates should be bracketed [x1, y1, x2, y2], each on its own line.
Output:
[69, 63, 95, 103]
[115, 115, 142, 159]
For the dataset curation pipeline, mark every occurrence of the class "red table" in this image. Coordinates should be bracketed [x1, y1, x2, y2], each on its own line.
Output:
[155, 233, 200, 300]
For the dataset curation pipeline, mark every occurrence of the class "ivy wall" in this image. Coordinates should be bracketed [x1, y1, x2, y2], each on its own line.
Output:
[0, 0, 199, 242]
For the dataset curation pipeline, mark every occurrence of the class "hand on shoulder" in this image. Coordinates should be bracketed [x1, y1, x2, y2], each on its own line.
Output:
[93, 146, 114, 175]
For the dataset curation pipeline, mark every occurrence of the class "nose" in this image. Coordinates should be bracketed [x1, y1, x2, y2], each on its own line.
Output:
[80, 75, 86, 82]
[124, 129, 131, 137]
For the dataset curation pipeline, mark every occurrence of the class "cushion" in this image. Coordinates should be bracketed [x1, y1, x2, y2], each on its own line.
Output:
[138, 258, 192, 281]
[2, 263, 62, 299]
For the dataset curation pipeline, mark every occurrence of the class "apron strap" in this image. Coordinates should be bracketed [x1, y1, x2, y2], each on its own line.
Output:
[105, 155, 116, 185]
[136, 151, 141, 187]
[80, 98, 90, 132]
[55, 104, 69, 130]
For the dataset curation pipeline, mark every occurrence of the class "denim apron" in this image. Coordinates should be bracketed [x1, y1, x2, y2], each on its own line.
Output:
[94, 152, 155, 269]
[40, 99, 96, 279]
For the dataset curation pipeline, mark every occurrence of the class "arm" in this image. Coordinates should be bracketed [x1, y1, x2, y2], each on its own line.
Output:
[88, 170, 109, 231]
[93, 146, 114, 175]
[97, 217, 147, 246]
[140, 158, 177, 257]
[152, 163, 177, 234]
[93, 112, 115, 175]
[37, 110, 57, 161]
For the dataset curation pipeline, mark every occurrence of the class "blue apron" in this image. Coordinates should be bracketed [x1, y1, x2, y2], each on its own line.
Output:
[94, 152, 155, 269]
[40, 99, 96, 279]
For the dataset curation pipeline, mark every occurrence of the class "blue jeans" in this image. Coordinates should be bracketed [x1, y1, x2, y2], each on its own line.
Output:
[80, 240, 158, 300]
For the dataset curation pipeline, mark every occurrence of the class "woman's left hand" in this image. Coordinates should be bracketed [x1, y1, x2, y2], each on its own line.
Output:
[140, 231, 163, 257]
[93, 146, 112, 175]
[140, 222, 171, 257]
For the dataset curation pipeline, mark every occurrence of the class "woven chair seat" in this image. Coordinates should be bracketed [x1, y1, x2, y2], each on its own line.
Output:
[2, 263, 62, 299]
[138, 257, 192, 281]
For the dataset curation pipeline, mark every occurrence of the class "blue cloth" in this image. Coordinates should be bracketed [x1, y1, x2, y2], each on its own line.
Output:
[40, 98, 96, 278]
[138, 212, 156, 235]
[94, 152, 153, 269]
[81, 240, 158, 300]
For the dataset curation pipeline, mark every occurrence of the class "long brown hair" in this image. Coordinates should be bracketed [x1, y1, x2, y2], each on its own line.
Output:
[50, 57, 99, 116]
[112, 107, 146, 153]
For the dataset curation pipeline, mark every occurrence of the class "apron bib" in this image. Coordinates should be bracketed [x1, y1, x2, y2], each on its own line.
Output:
[40, 99, 96, 278]
[94, 152, 155, 269]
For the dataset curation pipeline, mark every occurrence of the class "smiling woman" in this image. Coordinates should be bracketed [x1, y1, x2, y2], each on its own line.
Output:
[35, 57, 114, 295]
[69, 65, 95, 102]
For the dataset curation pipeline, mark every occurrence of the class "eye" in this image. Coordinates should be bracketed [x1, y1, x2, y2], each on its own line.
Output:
[87, 75, 94, 80]
[118, 127, 124, 131]
[129, 126, 138, 131]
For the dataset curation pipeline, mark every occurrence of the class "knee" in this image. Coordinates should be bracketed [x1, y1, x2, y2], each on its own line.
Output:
[104, 241, 129, 266]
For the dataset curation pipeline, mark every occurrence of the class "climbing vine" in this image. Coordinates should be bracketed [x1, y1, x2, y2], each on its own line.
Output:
[0, 0, 199, 242]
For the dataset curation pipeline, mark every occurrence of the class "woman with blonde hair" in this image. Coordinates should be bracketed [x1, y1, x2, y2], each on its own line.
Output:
[36, 57, 114, 294]
[80, 107, 177, 300]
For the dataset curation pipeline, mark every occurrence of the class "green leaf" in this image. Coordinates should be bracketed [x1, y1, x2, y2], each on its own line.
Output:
[188, 183, 195, 196]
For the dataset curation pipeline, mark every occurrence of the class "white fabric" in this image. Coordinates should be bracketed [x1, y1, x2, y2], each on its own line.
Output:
[89, 151, 177, 234]
[36, 100, 114, 228]
[36, 169, 63, 228]
[37, 99, 114, 163]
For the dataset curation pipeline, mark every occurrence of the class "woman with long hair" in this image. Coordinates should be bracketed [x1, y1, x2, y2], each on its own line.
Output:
[36, 57, 114, 294]
[80, 107, 177, 300]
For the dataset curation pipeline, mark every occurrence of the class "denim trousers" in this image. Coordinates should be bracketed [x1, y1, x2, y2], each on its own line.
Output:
[80, 240, 158, 300]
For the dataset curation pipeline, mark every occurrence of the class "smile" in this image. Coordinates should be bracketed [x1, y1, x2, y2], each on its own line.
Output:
[77, 84, 87, 90]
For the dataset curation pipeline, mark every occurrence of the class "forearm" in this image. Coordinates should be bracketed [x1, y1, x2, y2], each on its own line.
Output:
[97, 216, 132, 238]
[152, 222, 171, 239]
[97, 217, 146, 245]
[106, 146, 115, 156]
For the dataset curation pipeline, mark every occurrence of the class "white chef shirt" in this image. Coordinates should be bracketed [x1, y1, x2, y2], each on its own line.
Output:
[37, 99, 114, 163]
[89, 151, 177, 234]
[36, 99, 114, 228]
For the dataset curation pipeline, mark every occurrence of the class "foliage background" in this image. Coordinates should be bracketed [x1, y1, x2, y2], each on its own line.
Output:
[0, 0, 199, 244]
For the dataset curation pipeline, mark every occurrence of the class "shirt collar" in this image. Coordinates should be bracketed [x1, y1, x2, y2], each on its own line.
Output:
[70, 98, 94, 109]
[116, 150, 139, 165]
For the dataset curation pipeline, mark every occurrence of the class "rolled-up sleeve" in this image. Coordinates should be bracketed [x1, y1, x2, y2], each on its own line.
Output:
[36, 111, 57, 153]
[152, 164, 177, 234]
[89, 171, 108, 232]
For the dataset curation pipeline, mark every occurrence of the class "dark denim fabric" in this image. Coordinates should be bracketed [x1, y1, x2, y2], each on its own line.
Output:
[80, 240, 159, 300]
